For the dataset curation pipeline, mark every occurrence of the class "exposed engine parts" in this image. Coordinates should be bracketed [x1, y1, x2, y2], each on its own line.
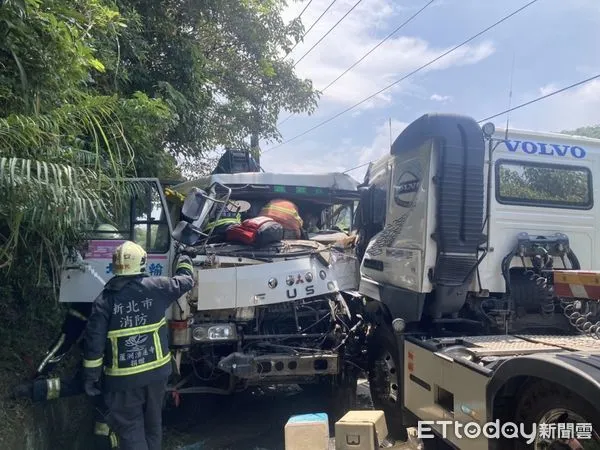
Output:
[173, 293, 365, 394]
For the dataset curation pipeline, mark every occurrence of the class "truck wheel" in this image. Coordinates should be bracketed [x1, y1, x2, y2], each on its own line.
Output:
[367, 323, 406, 441]
[512, 381, 600, 450]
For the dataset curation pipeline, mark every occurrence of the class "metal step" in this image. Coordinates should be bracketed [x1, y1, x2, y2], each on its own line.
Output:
[514, 334, 600, 352]
[459, 335, 560, 356]
[457, 334, 598, 356]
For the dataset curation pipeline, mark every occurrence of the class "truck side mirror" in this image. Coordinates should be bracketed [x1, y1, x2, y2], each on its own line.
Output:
[371, 186, 386, 226]
[172, 221, 204, 246]
[356, 187, 371, 227]
[181, 187, 209, 222]
[356, 186, 386, 227]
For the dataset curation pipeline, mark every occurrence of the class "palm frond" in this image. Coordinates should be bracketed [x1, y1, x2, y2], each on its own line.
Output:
[0, 94, 134, 176]
[0, 157, 144, 276]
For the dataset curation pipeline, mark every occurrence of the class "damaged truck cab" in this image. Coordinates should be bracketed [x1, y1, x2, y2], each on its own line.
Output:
[57, 164, 365, 415]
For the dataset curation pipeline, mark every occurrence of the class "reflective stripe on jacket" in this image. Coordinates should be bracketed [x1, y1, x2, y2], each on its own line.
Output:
[83, 257, 194, 392]
[259, 200, 303, 236]
[203, 214, 240, 233]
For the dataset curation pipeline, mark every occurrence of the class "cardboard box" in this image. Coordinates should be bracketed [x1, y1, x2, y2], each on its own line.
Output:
[335, 410, 388, 450]
[284, 413, 330, 450]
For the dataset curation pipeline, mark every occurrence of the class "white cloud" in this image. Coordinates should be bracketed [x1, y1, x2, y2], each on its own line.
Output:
[261, 140, 350, 174]
[430, 93, 452, 102]
[281, 0, 495, 110]
[509, 79, 600, 132]
[262, 118, 408, 180]
[356, 119, 409, 166]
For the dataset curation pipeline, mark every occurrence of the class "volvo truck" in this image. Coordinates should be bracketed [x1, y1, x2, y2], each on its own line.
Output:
[353, 113, 600, 450]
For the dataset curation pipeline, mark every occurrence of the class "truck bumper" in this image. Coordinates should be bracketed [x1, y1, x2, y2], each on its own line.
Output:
[217, 352, 339, 380]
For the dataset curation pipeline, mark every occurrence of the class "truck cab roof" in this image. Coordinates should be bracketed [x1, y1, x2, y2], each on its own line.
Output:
[173, 171, 361, 204]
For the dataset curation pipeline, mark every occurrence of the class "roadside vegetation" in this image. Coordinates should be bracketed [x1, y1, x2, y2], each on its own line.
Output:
[0, 0, 317, 447]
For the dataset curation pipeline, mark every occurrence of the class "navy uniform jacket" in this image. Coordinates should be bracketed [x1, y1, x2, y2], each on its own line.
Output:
[82, 256, 194, 392]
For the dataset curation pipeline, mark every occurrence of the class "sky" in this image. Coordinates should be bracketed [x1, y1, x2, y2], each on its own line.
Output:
[259, 0, 600, 181]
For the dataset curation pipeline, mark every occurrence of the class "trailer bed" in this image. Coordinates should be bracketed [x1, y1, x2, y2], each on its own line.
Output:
[457, 334, 598, 357]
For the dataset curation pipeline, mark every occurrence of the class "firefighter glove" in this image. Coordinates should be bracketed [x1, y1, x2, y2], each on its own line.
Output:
[175, 254, 193, 272]
[84, 379, 101, 397]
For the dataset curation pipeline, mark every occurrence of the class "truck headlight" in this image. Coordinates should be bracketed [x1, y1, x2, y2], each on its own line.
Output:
[192, 323, 237, 342]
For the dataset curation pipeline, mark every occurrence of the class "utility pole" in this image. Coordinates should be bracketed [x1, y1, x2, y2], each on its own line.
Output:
[250, 104, 261, 165]
[250, 132, 260, 165]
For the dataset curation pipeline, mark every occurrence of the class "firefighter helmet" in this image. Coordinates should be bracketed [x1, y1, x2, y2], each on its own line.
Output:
[112, 241, 147, 276]
[91, 223, 123, 240]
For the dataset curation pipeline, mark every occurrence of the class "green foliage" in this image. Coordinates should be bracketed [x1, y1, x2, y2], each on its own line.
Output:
[106, 0, 319, 159]
[562, 125, 600, 139]
[498, 125, 600, 207]
[498, 164, 590, 205]
[0, 0, 317, 286]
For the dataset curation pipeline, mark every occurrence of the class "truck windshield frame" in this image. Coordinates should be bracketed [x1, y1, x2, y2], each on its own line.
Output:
[495, 158, 594, 210]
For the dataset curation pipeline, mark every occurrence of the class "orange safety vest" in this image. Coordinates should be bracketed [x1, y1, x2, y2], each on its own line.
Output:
[259, 199, 303, 237]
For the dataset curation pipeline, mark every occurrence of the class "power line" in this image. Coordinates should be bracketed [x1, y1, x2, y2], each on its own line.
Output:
[278, 0, 436, 126]
[343, 161, 371, 173]
[293, 0, 364, 68]
[285, 0, 339, 58]
[339, 73, 600, 174]
[477, 73, 600, 123]
[266, 0, 540, 153]
[322, 0, 435, 91]
[297, 0, 315, 19]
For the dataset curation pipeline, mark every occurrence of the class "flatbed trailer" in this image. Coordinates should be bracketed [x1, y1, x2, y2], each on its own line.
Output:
[400, 331, 600, 449]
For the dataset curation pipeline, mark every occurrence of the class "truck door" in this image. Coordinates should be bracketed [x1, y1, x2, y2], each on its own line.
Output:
[59, 179, 174, 304]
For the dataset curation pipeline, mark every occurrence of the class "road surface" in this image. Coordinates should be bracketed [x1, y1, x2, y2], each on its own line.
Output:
[163, 379, 413, 450]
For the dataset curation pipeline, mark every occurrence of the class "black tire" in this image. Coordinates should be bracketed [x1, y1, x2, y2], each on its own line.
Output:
[511, 380, 600, 450]
[367, 323, 407, 441]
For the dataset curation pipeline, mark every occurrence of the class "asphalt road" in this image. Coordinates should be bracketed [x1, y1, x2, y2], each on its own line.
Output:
[162, 379, 413, 450]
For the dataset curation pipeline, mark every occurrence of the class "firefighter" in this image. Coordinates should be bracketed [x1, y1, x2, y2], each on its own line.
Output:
[259, 199, 303, 239]
[16, 301, 120, 449]
[82, 240, 194, 450]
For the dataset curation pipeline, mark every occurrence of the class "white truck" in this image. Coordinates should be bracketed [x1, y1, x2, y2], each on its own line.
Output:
[58, 166, 366, 416]
[353, 113, 600, 449]
[32, 113, 600, 449]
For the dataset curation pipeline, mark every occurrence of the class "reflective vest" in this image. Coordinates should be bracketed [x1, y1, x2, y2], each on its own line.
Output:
[259, 199, 303, 236]
[104, 316, 172, 377]
[83, 261, 194, 391]
[203, 213, 241, 233]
